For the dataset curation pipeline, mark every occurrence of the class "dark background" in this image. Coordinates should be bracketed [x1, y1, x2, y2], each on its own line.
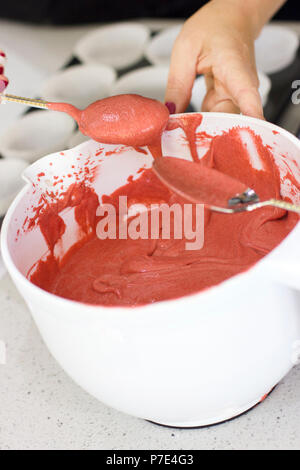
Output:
[0, 0, 298, 25]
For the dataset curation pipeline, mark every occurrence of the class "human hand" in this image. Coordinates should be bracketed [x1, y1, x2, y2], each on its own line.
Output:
[0, 49, 9, 93]
[165, 0, 264, 119]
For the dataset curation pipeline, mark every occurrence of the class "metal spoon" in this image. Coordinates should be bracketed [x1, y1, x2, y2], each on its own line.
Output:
[152, 157, 300, 215]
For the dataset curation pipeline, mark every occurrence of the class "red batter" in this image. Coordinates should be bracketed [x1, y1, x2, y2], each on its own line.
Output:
[28, 115, 299, 306]
[152, 156, 249, 207]
[48, 94, 169, 147]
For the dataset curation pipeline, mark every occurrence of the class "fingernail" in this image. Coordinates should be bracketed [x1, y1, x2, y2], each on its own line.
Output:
[0, 66, 4, 74]
[0, 79, 9, 93]
[0, 52, 6, 58]
[165, 102, 176, 114]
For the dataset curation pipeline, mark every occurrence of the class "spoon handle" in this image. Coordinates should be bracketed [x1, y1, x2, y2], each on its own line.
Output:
[246, 198, 300, 214]
[0, 93, 48, 109]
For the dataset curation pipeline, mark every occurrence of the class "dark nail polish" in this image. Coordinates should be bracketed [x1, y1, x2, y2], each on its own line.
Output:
[0, 79, 8, 93]
[0, 66, 4, 75]
[0, 52, 6, 58]
[165, 102, 176, 114]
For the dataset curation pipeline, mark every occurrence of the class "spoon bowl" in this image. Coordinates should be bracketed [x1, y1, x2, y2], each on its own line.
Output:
[1, 93, 170, 147]
[152, 156, 300, 214]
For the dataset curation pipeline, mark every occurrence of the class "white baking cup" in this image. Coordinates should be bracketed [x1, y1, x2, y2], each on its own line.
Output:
[112, 65, 169, 102]
[0, 110, 76, 163]
[191, 71, 271, 111]
[0, 250, 6, 280]
[145, 24, 182, 66]
[0, 157, 28, 216]
[255, 24, 299, 75]
[41, 64, 116, 110]
[74, 22, 150, 70]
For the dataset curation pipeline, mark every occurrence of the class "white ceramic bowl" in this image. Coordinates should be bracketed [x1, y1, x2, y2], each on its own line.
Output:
[191, 71, 271, 111]
[112, 65, 169, 102]
[145, 24, 182, 66]
[0, 110, 76, 163]
[255, 24, 299, 75]
[41, 64, 116, 110]
[1, 113, 300, 427]
[74, 22, 150, 70]
[0, 157, 28, 216]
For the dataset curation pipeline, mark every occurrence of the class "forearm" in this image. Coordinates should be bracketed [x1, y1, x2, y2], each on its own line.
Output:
[213, 0, 287, 37]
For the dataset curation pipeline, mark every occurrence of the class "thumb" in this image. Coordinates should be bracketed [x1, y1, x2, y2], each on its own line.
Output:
[164, 36, 197, 113]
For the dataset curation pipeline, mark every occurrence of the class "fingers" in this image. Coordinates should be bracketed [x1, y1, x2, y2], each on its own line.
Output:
[0, 75, 9, 93]
[208, 99, 240, 114]
[165, 25, 263, 119]
[164, 33, 198, 114]
[202, 74, 240, 114]
[214, 51, 263, 119]
[0, 50, 8, 93]
[202, 89, 239, 114]
[232, 85, 264, 119]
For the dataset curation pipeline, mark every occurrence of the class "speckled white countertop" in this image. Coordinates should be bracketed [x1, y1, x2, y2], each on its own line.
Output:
[0, 273, 299, 450]
[0, 19, 300, 451]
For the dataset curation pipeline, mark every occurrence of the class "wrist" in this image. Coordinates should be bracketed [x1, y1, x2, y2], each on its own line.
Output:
[212, 0, 286, 38]
[209, 0, 259, 40]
